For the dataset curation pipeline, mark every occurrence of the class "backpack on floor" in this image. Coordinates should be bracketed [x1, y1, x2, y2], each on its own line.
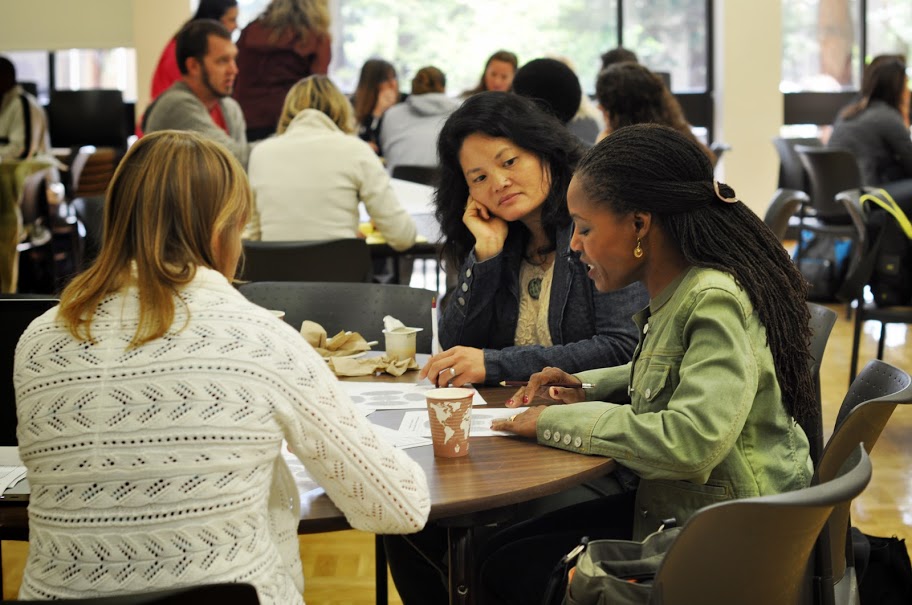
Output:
[794, 230, 854, 302]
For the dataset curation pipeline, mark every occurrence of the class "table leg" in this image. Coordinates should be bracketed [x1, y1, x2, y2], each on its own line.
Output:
[447, 526, 475, 605]
[375, 534, 388, 605]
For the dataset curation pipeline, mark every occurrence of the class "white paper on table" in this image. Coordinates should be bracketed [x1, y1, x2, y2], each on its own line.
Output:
[340, 381, 488, 410]
[0, 466, 27, 494]
[399, 407, 517, 437]
[369, 424, 432, 449]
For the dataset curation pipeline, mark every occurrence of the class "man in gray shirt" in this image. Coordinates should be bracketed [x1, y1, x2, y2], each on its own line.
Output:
[143, 19, 251, 168]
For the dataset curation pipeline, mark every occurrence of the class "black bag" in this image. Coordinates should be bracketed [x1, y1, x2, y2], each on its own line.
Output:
[858, 533, 912, 604]
[859, 189, 912, 307]
[794, 230, 854, 302]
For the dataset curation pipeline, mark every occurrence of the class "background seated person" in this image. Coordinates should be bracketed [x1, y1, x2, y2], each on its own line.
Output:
[420, 92, 646, 387]
[482, 124, 815, 603]
[461, 49, 518, 97]
[14, 130, 430, 603]
[0, 56, 50, 161]
[595, 61, 716, 166]
[246, 75, 416, 250]
[829, 56, 912, 207]
[378, 65, 459, 176]
[143, 19, 252, 168]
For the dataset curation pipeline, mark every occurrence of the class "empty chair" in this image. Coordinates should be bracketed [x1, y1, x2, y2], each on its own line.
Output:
[0, 296, 58, 446]
[804, 302, 838, 467]
[834, 189, 912, 382]
[795, 146, 862, 230]
[238, 239, 372, 283]
[237, 281, 435, 352]
[810, 360, 912, 605]
[69, 146, 119, 198]
[647, 445, 872, 605]
[764, 188, 810, 241]
[391, 164, 441, 187]
[774, 136, 823, 192]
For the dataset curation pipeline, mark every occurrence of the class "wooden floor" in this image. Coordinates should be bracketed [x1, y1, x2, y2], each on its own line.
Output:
[3, 301, 911, 603]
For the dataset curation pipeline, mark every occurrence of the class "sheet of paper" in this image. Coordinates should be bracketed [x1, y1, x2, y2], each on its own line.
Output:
[0, 465, 27, 494]
[398, 407, 517, 437]
[0, 446, 23, 466]
[340, 381, 489, 410]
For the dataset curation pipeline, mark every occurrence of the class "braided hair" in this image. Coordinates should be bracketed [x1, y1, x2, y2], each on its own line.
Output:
[575, 124, 815, 424]
[435, 91, 584, 268]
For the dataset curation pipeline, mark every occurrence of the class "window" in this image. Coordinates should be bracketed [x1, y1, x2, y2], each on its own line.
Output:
[623, 0, 708, 92]
[53, 48, 138, 102]
[866, 0, 912, 66]
[781, 0, 862, 93]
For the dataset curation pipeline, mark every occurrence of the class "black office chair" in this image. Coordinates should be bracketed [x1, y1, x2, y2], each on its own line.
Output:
[391, 165, 440, 187]
[647, 445, 872, 605]
[810, 360, 912, 605]
[834, 189, 912, 383]
[774, 136, 823, 192]
[794, 146, 862, 245]
[238, 239, 372, 283]
[0, 583, 260, 604]
[237, 281, 436, 353]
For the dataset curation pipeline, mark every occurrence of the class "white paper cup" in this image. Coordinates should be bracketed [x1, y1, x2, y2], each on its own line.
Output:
[425, 387, 475, 457]
[269, 309, 286, 321]
[383, 327, 423, 361]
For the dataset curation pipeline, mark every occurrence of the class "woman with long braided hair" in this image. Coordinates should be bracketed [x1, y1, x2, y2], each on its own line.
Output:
[484, 123, 814, 603]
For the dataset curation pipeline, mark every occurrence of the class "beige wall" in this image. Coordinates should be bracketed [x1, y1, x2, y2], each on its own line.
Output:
[714, 0, 783, 217]
[133, 0, 191, 118]
[0, 0, 133, 50]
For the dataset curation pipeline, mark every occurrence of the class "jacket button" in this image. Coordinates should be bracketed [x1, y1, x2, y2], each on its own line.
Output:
[458, 297, 466, 306]
[543, 429, 552, 440]
[465, 268, 472, 278]
[562, 434, 572, 445]
[574, 437, 582, 447]
[643, 323, 649, 334]
[461, 282, 468, 292]
[553, 431, 561, 442]
[644, 388, 652, 398]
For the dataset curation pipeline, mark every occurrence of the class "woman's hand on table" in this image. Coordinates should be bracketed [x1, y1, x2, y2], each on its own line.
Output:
[506, 366, 587, 407]
[490, 405, 545, 438]
[419, 346, 485, 387]
[463, 196, 508, 261]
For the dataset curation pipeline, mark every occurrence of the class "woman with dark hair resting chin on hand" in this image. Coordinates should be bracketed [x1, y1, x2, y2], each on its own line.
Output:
[484, 123, 815, 604]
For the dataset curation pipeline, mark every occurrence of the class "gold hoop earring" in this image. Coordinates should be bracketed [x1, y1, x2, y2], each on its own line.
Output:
[633, 238, 644, 259]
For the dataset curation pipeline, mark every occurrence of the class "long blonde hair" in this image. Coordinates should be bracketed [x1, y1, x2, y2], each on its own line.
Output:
[58, 130, 253, 347]
[260, 0, 330, 41]
[277, 75, 354, 134]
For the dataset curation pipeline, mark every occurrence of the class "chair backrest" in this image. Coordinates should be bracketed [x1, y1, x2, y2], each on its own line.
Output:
[238, 239, 372, 283]
[651, 445, 872, 605]
[763, 188, 809, 241]
[813, 360, 912, 594]
[237, 281, 436, 352]
[773, 136, 823, 191]
[794, 146, 863, 222]
[0, 297, 58, 446]
[834, 188, 880, 303]
[804, 301, 838, 467]
[391, 164, 440, 187]
[0, 582, 260, 604]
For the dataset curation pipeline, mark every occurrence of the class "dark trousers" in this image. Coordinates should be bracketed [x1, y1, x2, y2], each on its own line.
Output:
[384, 489, 636, 605]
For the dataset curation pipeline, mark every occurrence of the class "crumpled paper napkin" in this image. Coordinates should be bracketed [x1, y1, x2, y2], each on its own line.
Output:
[300, 320, 419, 377]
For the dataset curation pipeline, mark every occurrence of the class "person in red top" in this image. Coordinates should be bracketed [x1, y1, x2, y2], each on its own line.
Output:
[141, 0, 238, 136]
[232, 0, 332, 141]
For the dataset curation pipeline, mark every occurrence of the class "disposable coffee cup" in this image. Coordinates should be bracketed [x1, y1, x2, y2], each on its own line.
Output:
[269, 309, 286, 321]
[383, 327, 423, 361]
[425, 387, 474, 458]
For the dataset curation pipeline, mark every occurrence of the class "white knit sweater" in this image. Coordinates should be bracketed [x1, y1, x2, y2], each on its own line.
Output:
[14, 267, 430, 603]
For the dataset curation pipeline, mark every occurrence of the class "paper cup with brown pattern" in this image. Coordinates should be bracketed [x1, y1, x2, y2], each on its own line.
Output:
[425, 387, 474, 458]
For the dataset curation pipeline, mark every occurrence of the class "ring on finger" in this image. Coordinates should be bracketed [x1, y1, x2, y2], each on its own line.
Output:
[509, 414, 518, 422]
[449, 367, 456, 376]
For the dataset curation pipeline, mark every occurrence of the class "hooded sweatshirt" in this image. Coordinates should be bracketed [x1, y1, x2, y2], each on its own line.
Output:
[378, 92, 460, 175]
[233, 19, 331, 131]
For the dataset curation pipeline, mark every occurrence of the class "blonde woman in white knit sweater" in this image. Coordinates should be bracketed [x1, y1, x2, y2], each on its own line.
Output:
[13, 130, 430, 604]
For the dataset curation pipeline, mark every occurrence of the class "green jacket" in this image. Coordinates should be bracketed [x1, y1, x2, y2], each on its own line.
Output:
[537, 267, 812, 538]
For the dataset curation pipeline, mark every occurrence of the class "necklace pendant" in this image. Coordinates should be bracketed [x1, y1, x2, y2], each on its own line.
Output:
[528, 277, 543, 300]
